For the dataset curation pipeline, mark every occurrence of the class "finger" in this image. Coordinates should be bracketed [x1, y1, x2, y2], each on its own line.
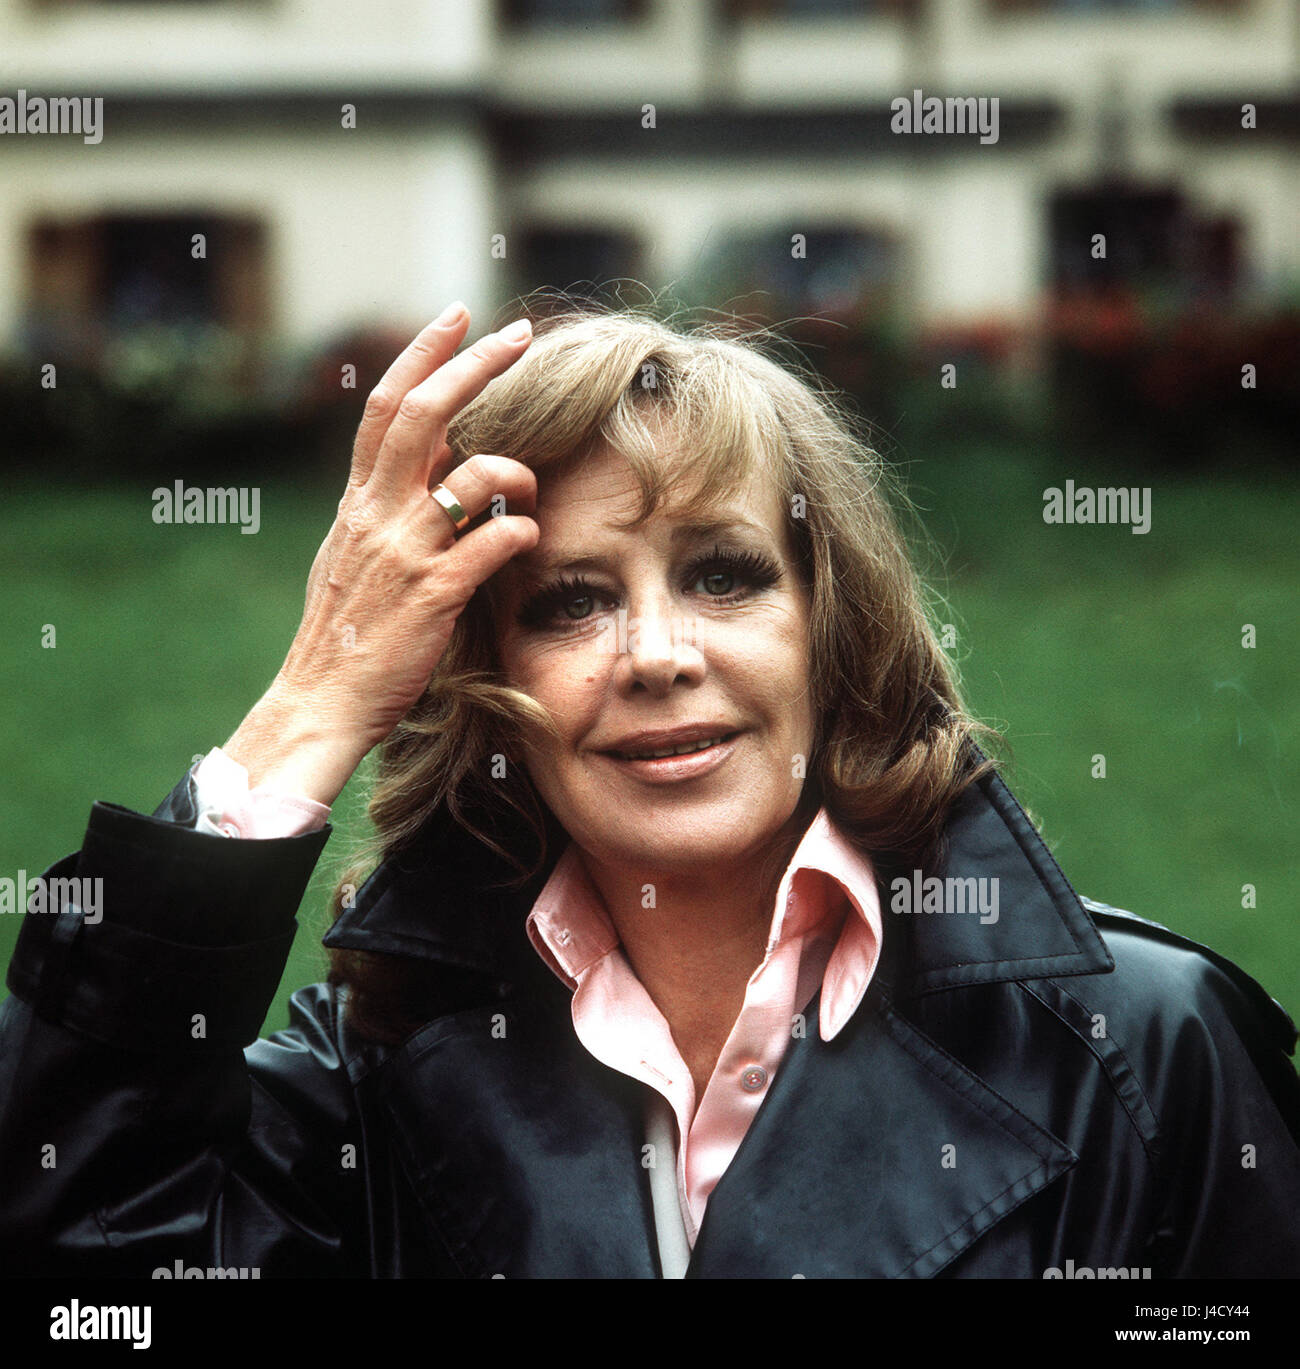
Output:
[370, 320, 533, 494]
[349, 305, 471, 487]
[423, 455, 538, 549]
[435, 514, 541, 609]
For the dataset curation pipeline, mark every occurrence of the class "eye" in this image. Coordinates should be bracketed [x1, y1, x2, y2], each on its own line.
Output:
[686, 546, 782, 603]
[516, 574, 612, 629]
[560, 591, 597, 620]
[697, 568, 736, 596]
[516, 544, 782, 630]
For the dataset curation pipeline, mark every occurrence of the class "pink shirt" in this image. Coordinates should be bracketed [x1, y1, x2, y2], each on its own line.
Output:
[190, 749, 331, 839]
[193, 749, 884, 1271]
[524, 814, 882, 1250]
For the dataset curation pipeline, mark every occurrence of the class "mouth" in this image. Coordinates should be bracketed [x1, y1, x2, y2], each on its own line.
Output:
[605, 732, 739, 761]
[598, 732, 742, 783]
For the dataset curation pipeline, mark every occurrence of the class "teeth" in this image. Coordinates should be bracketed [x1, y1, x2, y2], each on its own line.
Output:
[619, 736, 727, 760]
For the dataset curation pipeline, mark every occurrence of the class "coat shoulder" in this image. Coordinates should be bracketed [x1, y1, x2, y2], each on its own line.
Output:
[1075, 895, 1297, 1054]
[1025, 896, 1300, 1153]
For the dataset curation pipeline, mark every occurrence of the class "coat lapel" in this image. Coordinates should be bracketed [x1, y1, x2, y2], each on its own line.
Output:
[325, 766, 1113, 1277]
[687, 988, 1077, 1277]
[377, 987, 661, 1277]
[874, 766, 1114, 997]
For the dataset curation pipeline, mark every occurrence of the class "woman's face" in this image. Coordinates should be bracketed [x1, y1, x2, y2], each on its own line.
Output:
[492, 444, 816, 879]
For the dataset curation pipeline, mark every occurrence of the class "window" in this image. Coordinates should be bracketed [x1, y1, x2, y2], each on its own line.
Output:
[685, 223, 898, 319]
[1047, 186, 1241, 302]
[499, 0, 648, 24]
[23, 212, 269, 358]
[514, 225, 645, 305]
[722, 1, 920, 19]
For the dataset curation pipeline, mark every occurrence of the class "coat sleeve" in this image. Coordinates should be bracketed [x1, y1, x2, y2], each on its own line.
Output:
[0, 779, 368, 1278]
[1090, 908, 1300, 1278]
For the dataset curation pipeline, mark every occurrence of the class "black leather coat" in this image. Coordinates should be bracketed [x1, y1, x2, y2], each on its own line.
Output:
[2, 764, 1298, 1278]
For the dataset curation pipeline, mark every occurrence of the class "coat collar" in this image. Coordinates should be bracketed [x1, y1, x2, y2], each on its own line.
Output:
[322, 764, 1114, 996]
[323, 762, 1115, 1278]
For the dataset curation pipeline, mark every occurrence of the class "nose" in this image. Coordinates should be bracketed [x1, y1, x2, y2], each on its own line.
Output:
[612, 597, 705, 697]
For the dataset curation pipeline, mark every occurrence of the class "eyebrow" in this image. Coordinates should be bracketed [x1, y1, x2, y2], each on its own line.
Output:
[509, 518, 772, 581]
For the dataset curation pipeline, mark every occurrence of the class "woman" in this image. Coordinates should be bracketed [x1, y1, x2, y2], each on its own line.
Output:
[2, 301, 1298, 1279]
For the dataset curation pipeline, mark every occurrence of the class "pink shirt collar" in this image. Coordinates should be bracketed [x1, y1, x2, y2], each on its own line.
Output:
[525, 805, 882, 1040]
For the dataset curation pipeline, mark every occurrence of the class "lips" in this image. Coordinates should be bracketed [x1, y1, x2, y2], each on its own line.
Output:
[600, 726, 741, 760]
[611, 735, 733, 761]
[598, 733, 742, 784]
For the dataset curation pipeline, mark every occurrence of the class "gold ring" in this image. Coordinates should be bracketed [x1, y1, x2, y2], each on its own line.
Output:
[429, 483, 470, 535]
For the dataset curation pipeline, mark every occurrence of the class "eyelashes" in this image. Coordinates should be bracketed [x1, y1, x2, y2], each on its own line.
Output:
[516, 544, 783, 630]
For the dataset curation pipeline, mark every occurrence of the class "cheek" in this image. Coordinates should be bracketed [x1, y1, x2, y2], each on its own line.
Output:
[741, 612, 812, 696]
[764, 640, 815, 746]
[503, 639, 608, 740]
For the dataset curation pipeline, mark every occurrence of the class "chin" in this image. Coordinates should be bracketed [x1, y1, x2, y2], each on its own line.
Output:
[580, 802, 792, 871]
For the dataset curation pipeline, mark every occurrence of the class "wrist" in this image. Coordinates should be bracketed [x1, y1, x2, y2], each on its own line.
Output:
[223, 680, 370, 806]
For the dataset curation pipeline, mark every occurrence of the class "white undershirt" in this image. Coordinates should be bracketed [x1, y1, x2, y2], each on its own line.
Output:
[644, 1089, 691, 1278]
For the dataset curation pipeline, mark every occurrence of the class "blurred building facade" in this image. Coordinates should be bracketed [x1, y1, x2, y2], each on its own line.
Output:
[1, 0, 1295, 392]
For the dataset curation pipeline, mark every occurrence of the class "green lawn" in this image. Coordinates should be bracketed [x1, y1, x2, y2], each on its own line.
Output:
[906, 442, 1297, 1019]
[1, 452, 1296, 1036]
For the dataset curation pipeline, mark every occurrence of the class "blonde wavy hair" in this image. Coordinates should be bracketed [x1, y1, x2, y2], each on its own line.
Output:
[327, 295, 997, 1042]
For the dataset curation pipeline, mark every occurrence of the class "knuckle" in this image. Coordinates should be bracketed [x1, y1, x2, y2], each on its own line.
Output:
[396, 392, 435, 425]
[340, 498, 379, 538]
[362, 386, 397, 422]
[375, 527, 407, 564]
[460, 451, 494, 483]
[430, 569, 475, 609]
[407, 334, 440, 365]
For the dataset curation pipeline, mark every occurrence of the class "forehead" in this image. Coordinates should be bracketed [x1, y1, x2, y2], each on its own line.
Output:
[510, 445, 788, 576]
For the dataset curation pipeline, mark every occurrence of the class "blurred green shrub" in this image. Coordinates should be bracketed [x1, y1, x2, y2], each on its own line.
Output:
[2, 303, 1294, 480]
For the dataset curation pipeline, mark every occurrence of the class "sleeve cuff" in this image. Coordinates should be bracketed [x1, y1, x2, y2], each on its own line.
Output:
[192, 747, 331, 840]
[5, 792, 331, 1053]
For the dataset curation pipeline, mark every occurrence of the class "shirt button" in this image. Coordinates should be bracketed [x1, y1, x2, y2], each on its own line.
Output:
[556, 928, 572, 946]
[740, 1065, 768, 1093]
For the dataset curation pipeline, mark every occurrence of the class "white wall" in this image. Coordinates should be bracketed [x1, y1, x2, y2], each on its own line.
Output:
[0, 0, 493, 89]
[0, 0, 1293, 345]
[0, 121, 496, 348]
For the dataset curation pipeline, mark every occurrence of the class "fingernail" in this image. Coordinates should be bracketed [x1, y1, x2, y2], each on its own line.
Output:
[435, 300, 466, 327]
[499, 318, 532, 344]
